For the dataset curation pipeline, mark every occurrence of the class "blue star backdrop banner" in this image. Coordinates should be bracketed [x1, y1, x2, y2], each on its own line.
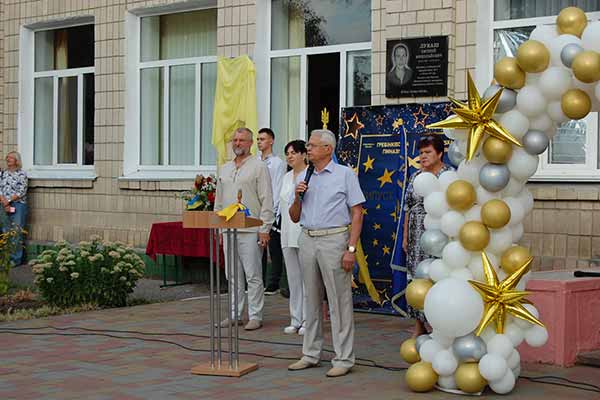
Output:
[337, 102, 452, 315]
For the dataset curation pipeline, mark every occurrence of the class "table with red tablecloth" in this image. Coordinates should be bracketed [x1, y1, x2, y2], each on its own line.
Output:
[146, 221, 223, 286]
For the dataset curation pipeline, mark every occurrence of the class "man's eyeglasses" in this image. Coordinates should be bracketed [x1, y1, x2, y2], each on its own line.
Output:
[306, 143, 330, 149]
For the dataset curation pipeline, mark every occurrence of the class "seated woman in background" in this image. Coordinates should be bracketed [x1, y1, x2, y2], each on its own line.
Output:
[0, 151, 28, 266]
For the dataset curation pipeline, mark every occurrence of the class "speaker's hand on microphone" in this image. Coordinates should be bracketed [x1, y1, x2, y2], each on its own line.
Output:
[295, 181, 308, 201]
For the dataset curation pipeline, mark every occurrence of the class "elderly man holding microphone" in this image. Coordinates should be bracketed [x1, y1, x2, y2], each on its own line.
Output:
[287, 129, 365, 378]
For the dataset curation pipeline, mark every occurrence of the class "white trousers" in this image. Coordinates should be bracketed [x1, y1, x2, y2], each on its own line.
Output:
[222, 231, 264, 321]
[282, 246, 305, 328]
[299, 231, 355, 369]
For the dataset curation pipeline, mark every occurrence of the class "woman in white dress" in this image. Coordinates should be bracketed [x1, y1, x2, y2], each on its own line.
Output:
[280, 140, 308, 335]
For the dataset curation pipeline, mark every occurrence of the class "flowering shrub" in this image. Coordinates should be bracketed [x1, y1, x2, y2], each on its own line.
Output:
[0, 227, 21, 296]
[31, 236, 145, 308]
[181, 174, 217, 211]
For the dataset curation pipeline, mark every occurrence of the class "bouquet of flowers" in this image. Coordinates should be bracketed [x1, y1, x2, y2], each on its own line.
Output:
[181, 174, 217, 211]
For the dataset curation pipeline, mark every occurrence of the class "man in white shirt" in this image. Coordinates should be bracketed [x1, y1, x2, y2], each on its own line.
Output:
[257, 128, 288, 296]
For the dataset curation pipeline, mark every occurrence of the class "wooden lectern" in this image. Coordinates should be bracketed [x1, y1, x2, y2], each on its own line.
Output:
[183, 210, 262, 377]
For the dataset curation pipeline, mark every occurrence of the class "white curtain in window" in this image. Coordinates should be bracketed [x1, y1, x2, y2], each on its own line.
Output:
[201, 62, 217, 165]
[271, 57, 301, 157]
[494, 0, 600, 20]
[34, 30, 54, 72]
[34, 77, 53, 165]
[169, 65, 195, 165]
[140, 68, 163, 165]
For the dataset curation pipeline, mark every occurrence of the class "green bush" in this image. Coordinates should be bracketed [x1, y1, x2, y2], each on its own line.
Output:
[31, 236, 145, 308]
[0, 225, 21, 296]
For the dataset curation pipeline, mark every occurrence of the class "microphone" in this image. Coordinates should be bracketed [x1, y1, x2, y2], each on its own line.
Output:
[299, 163, 315, 201]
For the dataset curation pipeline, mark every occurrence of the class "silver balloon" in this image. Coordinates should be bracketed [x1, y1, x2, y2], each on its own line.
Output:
[522, 130, 550, 155]
[479, 163, 510, 192]
[482, 84, 517, 113]
[560, 43, 584, 68]
[452, 333, 487, 362]
[419, 229, 449, 257]
[414, 258, 434, 279]
[415, 334, 431, 353]
[448, 141, 465, 168]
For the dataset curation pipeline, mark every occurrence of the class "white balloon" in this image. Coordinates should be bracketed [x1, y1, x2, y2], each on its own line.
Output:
[581, 21, 600, 52]
[442, 241, 472, 270]
[424, 215, 441, 230]
[424, 191, 449, 218]
[437, 374, 457, 389]
[516, 85, 547, 117]
[486, 227, 513, 255]
[504, 197, 525, 227]
[497, 268, 508, 281]
[549, 34, 581, 66]
[507, 349, 521, 370]
[444, 128, 456, 139]
[514, 304, 540, 329]
[457, 158, 483, 187]
[424, 278, 484, 338]
[502, 177, 525, 197]
[525, 325, 549, 347]
[453, 129, 468, 141]
[511, 223, 524, 242]
[526, 72, 541, 85]
[419, 339, 444, 363]
[512, 365, 521, 379]
[449, 268, 474, 281]
[489, 369, 516, 394]
[438, 170, 459, 191]
[413, 172, 440, 197]
[530, 25, 558, 49]
[478, 353, 509, 382]
[480, 325, 497, 344]
[476, 186, 500, 205]
[516, 271, 531, 291]
[468, 256, 486, 282]
[529, 113, 554, 132]
[432, 349, 458, 376]
[538, 67, 572, 101]
[464, 205, 482, 222]
[430, 330, 455, 347]
[507, 148, 538, 181]
[548, 100, 569, 123]
[429, 259, 451, 282]
[440, 211, 465, 238]
[517, 188, 534, 213]
[499, 110, 530, 140]
[487, 334, 514, 359]
[504, 323, 525, 347]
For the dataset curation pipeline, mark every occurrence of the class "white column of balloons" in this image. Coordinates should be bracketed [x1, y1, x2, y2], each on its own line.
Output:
[400, 6, 599, 395]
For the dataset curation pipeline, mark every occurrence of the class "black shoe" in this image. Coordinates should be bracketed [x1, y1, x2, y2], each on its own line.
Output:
[280, 288, 290, 299]
[264, 287, 280, 295]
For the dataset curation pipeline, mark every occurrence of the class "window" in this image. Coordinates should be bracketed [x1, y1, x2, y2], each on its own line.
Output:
[19, 22, 95, 176]
[477, 2, 600, 181]
[264, 0, 371, 156]
[124, 7, 217, 178]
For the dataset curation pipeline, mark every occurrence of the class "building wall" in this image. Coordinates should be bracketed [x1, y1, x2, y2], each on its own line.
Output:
[0, 0, 598, 271]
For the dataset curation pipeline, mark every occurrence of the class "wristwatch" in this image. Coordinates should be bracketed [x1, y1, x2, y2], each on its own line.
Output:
[347, 245, 356, 254]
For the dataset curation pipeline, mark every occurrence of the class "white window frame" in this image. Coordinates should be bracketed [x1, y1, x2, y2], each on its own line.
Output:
[257, 0, 372, 142]
[123, 1, 217, 181]
[476, 3, 600, 182]
[18, 17, 96, 180]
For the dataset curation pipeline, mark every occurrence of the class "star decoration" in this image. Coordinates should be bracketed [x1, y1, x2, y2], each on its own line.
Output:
[426, 72, 522, 161]
[391, 232, 397, 241]
[382, 245, 391, 255]
[392, 118, 404, 129]
[412, 107, 429, 129]
[375, 114, 385, 126]
[376, 204, 381, 210]
[377, 168, 395, 188]
[469, 252, 545, 335]
[373, 223, 381, 230]
[361, 208, 368, 216]
[372, 239, 379, 247]
[344, 112, 364, 140]
[363, 155, 375, 173]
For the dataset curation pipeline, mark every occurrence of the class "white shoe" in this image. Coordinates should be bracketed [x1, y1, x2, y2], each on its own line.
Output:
[284, 325, 299, 334]
[298, 326, 306, 336]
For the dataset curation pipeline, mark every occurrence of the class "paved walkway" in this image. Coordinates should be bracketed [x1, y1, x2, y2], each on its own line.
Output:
[0, 295, 598, 399]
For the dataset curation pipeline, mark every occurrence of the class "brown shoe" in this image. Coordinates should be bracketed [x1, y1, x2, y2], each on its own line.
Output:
[288, 359, 320, 371]
[244, 319, 262, 331]
[326, 366, 351, 377]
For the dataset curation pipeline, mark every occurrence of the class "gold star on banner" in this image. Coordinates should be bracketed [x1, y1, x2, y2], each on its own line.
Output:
[408, 156, 420, 169]
[376, 204, 381, 210]
[391, 232, 397, 241]
[427, 72, 522, 161]
[377, 168, 395, 188]
[382, 245, 391, 255]
[397, 179, 404, 189]
[375, 114, 385, 126]
[372, 239, 379, 247]
[392, 118, 404, 129]
[361, 208, 368, 216]
[390, 210, 397, 222]
[343, 112, 364, 140]
[373, 223, 381, 230]
[363, 155, 375, 173]
[412, 107, 430, 128]
[469, 252, 545, 335]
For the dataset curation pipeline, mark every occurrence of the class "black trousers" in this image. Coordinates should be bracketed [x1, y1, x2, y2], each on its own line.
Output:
[262, 228, 287, 290]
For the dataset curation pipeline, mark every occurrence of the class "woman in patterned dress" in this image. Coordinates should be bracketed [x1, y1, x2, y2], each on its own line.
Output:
[0, 151, 28, 265]
[402, 135, 453, 337]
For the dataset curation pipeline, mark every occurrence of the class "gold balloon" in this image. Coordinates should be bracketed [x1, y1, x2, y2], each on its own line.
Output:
[482, 136, 513, 164]
[481, 199, 511, 229]
[400, 338, 421, 364]
[561, 89, 591, 120]
[459, 221, 490, 251]
[405, 361, 438, 392]
[406, 279, 433, 310]
[494, 57, 526, 89]
[557, 6, 588, 37]
[516, 40, 550, 73]
[446, 180, 476, 211]
[501, 245, 532, 274]
[572, 51, 600, 83]
[455, 362, 488, 393]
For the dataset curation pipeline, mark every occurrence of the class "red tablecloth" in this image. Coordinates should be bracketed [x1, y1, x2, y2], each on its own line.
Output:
[146, 221, 222, 262]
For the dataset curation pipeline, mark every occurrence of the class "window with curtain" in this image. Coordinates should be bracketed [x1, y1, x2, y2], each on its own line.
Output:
[487, 2, 600, 179]
[33, 25, 94, 166]
[138, 9, 217, 167]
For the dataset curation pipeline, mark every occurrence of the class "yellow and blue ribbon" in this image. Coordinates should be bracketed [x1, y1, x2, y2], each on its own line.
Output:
[216, 202, 251, 221]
